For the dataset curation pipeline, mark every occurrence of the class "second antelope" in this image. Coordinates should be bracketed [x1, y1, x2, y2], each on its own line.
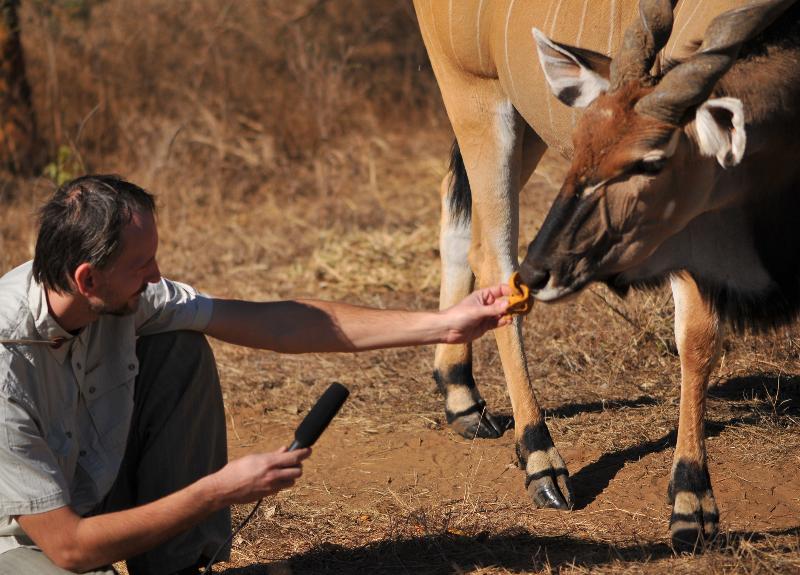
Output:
[520, 0, 799, 550]
[414, 0, 800, 542]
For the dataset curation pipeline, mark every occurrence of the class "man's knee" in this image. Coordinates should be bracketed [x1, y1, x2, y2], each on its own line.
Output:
[0, 547, 115, 575]
[134, 331, 221, 416]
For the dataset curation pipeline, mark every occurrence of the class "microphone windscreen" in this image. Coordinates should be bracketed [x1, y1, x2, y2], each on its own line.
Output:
[292, 382, 349, 449]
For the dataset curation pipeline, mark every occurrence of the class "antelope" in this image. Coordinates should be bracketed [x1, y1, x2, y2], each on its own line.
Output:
[414, 0, 800, 540]
[516, 0, 800, 549]
[414, 0, 649, 515]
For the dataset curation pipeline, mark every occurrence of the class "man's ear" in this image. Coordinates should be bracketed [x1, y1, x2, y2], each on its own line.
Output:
[73, 263, 97, 297]
[694, 97, 747, 168]
[532, 27, 610, 108]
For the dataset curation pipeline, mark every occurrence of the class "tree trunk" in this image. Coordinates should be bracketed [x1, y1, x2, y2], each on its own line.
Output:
[0, 0, 37, 175]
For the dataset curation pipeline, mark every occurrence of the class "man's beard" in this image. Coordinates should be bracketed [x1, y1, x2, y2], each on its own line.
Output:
[101, 299, 140, 316]
[90, 285, 147, 316]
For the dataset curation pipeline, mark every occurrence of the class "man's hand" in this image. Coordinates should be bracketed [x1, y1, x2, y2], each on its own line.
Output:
[16, 447, 311, 572]
[440, 283, 513, 344]
[209, 447, 311, 506]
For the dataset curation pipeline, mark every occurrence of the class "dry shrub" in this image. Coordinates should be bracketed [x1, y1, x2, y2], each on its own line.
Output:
[8, 0, 450, 292]
[20, 0, 441, 187]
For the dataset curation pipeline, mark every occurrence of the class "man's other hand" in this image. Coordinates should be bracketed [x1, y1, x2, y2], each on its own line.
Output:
[210, 447, 312, 506]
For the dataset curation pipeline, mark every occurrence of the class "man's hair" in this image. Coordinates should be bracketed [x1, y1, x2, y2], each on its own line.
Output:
[33, 175, 156, 293]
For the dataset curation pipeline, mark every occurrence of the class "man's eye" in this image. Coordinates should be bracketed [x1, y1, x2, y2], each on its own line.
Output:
[632, 158, 665, 176]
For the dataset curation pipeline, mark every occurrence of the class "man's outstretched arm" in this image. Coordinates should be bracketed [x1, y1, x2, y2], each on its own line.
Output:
[16, 447, 310, 572]
[204, 284, 512, 353]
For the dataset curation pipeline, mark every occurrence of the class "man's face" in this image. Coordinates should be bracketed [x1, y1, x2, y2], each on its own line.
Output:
[90, 210, 161, 316]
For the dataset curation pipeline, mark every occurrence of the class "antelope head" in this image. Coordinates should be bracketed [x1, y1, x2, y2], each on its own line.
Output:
[522, 0, 794, 301]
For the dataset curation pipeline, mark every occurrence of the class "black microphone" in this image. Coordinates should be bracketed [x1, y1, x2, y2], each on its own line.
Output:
[288, 382, 349, 451]
[202, 382, 350, 574]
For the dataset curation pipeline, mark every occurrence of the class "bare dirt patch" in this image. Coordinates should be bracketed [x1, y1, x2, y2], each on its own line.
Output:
[216, 354, 800, 574]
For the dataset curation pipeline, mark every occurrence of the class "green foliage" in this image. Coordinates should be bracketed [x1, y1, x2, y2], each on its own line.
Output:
[43, 145, 80, 186]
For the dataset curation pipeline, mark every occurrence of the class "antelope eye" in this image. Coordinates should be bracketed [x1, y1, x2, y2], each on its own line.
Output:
[631, 158, 666, 176]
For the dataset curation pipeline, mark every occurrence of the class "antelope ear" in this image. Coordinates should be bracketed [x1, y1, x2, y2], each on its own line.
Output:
[532, 27, 610, 108]
[694, 97, 747, 168]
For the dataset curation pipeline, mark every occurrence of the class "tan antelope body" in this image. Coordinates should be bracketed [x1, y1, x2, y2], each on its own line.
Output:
[417, 1, 731, 154]
[413, 0, 746, 518]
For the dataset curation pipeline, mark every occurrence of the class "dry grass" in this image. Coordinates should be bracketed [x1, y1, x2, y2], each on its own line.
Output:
[2, 1, 800, 574]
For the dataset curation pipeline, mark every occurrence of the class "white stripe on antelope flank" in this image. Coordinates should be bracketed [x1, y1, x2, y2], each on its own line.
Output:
[476, 0, 486, 73]
[549, 0, 564, 35]
[505, 0, 519, 102]
[448, 0, 464, 70]
[671, 0, 702, 59]
[607, 0, 617, 54]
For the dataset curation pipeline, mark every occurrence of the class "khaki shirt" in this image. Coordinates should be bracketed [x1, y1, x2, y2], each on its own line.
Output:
[0, 261, 213, 553]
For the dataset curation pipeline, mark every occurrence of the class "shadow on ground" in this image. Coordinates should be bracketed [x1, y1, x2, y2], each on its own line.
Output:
[709, 374, 800, 415]
[219, 526, 800, 574]
[565, 373, 800, 509]
[547, 395, 660, 419]
[480, 395, 662, 436]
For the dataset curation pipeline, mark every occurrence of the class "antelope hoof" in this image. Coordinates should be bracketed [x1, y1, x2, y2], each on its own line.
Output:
[519, 421, 573, 510]
[668, 461, 719, 553]
[526, 470, 572, 510]
[447, 401, 510, 439]
[669, 491, 719, 553]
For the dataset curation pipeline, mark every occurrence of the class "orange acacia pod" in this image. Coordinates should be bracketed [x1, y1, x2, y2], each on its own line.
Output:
[505, 272, 532, 316]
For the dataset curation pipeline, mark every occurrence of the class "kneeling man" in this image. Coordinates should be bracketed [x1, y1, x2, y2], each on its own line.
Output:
[0, 175, 511, 574]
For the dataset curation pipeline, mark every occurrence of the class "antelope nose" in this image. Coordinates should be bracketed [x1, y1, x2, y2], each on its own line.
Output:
[520, 265, 551, 293]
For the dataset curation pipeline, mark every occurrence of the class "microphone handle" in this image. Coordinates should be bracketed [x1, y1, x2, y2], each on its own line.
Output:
[287, 439, 302, 451]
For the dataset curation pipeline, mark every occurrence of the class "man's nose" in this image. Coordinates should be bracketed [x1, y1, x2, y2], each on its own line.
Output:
[147, 260, 162, 284]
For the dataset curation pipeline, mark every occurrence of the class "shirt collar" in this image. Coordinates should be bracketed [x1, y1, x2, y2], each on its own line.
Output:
[27, 278, 77, 365]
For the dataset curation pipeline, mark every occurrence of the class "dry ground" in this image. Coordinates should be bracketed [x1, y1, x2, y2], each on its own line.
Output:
[1, 1, 799, 573]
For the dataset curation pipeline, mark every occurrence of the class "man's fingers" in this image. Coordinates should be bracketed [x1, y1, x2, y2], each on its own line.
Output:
[278, 478, 297, 490]
[270, 477, 298, 493]
[487, 313, 512, 329]
[272, 466, 303, 481]
[290, 447, 312, 462]
[263, 466, 303, 492]
[274, 447, 311, 466]
[492, 296, 510, 311]
[480, 296, 509, 317]
[474, 284, 513, 308]
[484, 283, 512, 298]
